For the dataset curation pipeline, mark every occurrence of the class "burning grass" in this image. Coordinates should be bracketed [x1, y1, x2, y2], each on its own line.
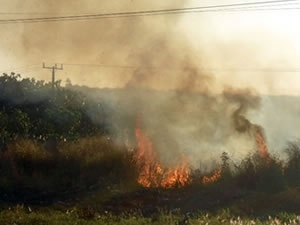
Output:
[134, 115, 190, 188]
[1, 135, 300, 218]
[132, 114, 272, 189]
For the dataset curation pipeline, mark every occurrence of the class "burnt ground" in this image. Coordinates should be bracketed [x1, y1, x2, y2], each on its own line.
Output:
[100, 184, 300, 218]
[2, 182, 300, 218]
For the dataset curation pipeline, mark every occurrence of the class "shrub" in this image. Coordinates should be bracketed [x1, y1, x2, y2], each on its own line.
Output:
[235, 153, 286, 193]
[284, 142, 300, 187]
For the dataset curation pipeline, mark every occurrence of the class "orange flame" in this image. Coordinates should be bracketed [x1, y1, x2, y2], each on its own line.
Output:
[202, 168, 222, 185]
[134, 115, 190, 188]
[161, 154, 190, 188]
[254, 126, 269, 159]
[134, 115, 162, 187]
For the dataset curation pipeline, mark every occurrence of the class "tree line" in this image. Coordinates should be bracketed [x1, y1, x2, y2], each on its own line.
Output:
[0, 73, 109, 150]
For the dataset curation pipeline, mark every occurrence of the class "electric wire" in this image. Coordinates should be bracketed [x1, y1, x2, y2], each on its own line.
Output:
[63, 63, 300, 73]
[0, 0, 299, 16]
[2, 63, 300, 78]
[0, 0, 299, 24]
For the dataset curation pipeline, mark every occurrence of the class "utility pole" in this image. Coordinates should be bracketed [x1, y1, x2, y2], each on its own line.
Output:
[42, 63, 63, 92]
[42, 63, 63, 151]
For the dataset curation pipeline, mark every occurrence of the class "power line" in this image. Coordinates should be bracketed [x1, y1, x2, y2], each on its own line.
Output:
[209, 1, 300, 11]
[64, 63, 300, 73]
[2, 63, 300, 77]
[0, 0, 299, 24]
[64, 63, 141, 69]
[0, 0, 298, 16]
[2, 62, 300, 73]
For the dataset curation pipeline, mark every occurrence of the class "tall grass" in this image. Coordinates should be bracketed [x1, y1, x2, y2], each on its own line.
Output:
[2, 137, 300, 216]
[0, 136, 137, 203]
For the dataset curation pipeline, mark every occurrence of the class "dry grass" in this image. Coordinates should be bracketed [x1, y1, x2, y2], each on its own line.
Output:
[1, 137, 300, 219]
[0, 136, 137, 203]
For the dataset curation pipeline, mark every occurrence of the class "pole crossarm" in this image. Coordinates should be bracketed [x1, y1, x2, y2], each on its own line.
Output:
[42, 62, 63, 91]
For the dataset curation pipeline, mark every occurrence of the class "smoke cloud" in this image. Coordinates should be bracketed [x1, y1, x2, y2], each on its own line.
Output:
[1, 0, 300, 168]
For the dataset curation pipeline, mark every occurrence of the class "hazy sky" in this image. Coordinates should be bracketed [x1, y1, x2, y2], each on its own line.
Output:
[0, 0, 300, 95]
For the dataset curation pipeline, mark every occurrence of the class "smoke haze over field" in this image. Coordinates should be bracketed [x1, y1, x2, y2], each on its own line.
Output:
[1, 0, 300, 166]
[1, 0, 300, 93]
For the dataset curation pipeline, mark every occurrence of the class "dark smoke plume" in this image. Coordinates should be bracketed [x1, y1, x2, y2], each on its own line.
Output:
[1, 0, 276, 167]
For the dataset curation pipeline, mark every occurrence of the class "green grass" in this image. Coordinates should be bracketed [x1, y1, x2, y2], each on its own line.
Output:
[1, 205, 300, 225]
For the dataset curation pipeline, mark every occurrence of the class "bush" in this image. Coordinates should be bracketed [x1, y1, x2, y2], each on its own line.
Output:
[235, 153, 286, 193]
[284, 142, 300, 187]
[256, 157, 286, 193]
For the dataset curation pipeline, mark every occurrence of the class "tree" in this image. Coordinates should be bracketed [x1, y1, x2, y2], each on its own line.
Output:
[0, 73, 109, 150]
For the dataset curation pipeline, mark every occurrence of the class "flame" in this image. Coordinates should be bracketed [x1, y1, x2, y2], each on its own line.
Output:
[202, 168, 222, 185]
[134, 115, 162, 187]
[254, 126, 269, 159]
[161, 154, 190, 188]
[134, 115, 190, 188]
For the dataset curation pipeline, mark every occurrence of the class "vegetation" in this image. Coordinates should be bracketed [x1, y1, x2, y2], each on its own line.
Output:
[0, 72, 109, 150]
[1, 73, 300, 223]
[1, 205, 300, 225]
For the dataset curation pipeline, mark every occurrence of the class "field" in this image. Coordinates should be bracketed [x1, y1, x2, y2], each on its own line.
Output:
[1, 205, 300, 225]
[1, 75, 300, 224]
[1, 137, 300, 224]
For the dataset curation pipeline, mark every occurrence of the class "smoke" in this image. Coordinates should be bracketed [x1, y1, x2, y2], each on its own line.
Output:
[2, 0, 299, 168]
[27, 1, 263, 167]
[223, 87, 260, 133]
[101, 87, 263, 169]
[140, 89, 262, 168]
[1, 0, 190, 87]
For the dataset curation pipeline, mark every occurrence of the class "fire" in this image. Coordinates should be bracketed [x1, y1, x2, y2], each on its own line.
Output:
[254, 126, 269, 159]
[202, 168, 222, 185]
[134, 115, 190, 188]
[161, 154, 190, 188]
[134, 115, 162, 187]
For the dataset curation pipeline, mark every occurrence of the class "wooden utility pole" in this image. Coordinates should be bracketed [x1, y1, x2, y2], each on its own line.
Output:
[42, 63, 63, 91]
[42, 63, 64, 151]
